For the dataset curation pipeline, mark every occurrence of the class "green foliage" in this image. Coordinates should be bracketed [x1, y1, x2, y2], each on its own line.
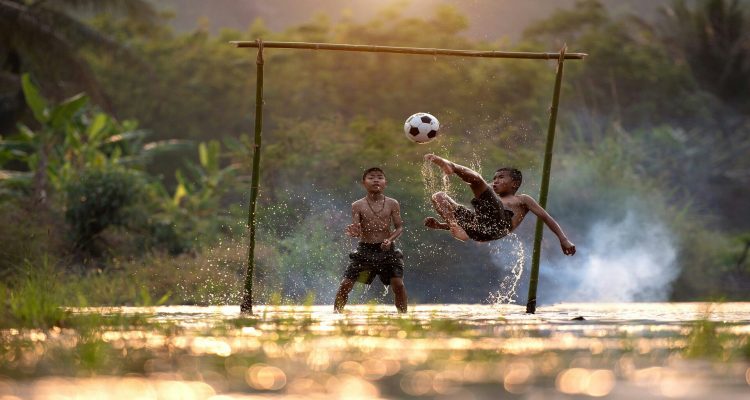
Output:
[2, 76, 237, 260]
[21, 74, 50, 122]
[0, 0, 156, 117]
[657, 0, 750, 106]
[0, 201, 64, 282]
[64, 167, 145, 253]
[523, 0, 704, 129]
[2, 74, 170, 197]
[683, 308, 731, 359]
[0, 261, 69, 329]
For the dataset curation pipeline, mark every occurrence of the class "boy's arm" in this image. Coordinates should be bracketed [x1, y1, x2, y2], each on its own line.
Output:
[521, 195, 576, 256]
[381, 199, 403, 249]
[345, 204, 362, 238]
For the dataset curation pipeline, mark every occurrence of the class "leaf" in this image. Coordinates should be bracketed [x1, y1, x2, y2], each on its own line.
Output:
[110, 146, 122, 161]
[65, 128, 82, 151]
[155, 291, 172, 306]
[138, 287, 152, 307]
[207, 140, 220, 173]
[92, 153, 106, 168]
[50, 93, 89, 130]
[21, 74, 48, 123]
[198, 142, 209, 169]
[87, 113, 109, 142]
[173, 182, 187, 207]
[14, 124, 35, 141]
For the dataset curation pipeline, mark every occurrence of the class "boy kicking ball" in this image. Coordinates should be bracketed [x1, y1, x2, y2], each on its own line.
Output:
[424, 154, 576, 256]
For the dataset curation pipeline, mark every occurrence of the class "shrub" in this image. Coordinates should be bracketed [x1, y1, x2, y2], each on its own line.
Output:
[64, 167, 146, 256]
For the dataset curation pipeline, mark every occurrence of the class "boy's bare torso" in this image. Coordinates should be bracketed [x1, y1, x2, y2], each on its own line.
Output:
[498, 193, 532, 231]
[353, 196, 398, 243]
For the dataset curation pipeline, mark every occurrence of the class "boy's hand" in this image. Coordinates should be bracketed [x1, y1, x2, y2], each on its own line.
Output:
[560, 239, 576, 255]
[381, 239, 392, 250]
[345, 223, 361, 238]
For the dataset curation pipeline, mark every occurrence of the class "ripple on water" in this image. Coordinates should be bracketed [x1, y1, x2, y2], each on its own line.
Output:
[4, 303, 750, 400]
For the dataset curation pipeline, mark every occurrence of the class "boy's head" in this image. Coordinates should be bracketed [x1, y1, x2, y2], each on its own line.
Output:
[361, 167, 387, 193]
[492, 167, 522, 194]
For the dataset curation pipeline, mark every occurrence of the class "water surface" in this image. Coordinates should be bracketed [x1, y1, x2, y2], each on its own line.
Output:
[2, 303, 749, 399]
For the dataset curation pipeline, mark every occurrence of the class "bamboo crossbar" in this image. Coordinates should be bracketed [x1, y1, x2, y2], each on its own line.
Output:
[231, 41, 586, 60]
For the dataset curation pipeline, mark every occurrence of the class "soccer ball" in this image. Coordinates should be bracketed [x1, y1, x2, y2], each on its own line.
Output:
[404, 112, 440, 144]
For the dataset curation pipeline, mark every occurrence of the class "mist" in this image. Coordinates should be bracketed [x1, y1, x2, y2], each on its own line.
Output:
[539, 209, 679, 303]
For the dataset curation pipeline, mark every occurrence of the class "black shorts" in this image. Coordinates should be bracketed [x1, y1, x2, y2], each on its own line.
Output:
[454, 188, 513, 242]
[344, 242, 404, 286]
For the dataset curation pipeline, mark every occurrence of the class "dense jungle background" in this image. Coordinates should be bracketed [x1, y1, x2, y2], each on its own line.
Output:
[1, 0, 749, 316]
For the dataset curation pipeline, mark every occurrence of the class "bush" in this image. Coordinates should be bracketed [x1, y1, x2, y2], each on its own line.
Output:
[64, 167, 146, 256]
[0, 201, 65, 282]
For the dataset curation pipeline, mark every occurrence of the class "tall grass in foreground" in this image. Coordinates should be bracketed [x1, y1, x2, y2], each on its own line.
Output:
[0, 242, 246, 330]
[1, 260, 69, 328]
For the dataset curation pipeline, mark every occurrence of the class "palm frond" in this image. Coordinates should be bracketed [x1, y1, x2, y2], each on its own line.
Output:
[0, 0, 110, 108]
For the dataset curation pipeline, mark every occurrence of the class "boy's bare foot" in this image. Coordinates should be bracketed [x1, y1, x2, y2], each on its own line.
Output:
[424, 154, 454, 175]
[424, 217, 449, 230]
[448, 222, 470, 241]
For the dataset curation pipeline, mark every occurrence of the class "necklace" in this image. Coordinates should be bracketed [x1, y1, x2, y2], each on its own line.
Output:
[366, 195, 386, 217]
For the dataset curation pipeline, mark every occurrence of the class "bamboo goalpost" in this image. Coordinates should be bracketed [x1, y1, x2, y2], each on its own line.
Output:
[232, 40, 586, 314]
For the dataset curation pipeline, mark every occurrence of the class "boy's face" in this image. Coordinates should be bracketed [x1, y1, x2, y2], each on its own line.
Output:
[362, 171, 387, 194]
[492, 171, 518, 195]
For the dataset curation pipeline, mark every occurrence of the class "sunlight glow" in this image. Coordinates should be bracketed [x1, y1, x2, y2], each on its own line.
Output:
[556, 368, 615, 397]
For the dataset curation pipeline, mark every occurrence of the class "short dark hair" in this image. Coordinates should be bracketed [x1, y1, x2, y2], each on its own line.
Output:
[362, 167, 385, 180]
[496, 167, 522, 189]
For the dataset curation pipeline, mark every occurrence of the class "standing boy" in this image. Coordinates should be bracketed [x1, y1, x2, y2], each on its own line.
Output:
[424, 154, 576, 255]
[334, 167, 408, 313]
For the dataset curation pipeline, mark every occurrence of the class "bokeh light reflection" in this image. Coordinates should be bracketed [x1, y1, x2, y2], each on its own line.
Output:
[245, 364, 286, 391]
[556, 368, 615, 397]
[1, 303, 749, 399]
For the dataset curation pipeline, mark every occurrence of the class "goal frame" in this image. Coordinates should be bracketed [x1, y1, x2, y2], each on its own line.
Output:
[231, 39, 586, 314]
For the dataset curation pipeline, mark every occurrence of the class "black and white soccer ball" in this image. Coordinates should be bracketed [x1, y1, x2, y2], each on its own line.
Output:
[404, 112, 440, 144]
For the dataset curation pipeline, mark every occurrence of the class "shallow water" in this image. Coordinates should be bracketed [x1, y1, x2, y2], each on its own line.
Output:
[2, 303, 749, 399]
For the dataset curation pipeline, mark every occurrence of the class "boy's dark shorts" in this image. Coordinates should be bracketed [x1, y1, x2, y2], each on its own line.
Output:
[344, 242, 404, 286]
[455, 188, 514, 242]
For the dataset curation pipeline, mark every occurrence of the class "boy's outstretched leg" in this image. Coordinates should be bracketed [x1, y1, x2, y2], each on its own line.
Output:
[424, 154, 490, 199]
[334, 278, 355, 313]
[390, 277, 407, 313]
[428, 191, 470, 241]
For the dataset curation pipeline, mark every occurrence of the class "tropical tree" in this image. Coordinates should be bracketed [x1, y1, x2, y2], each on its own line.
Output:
[0, 0, 156, 132]
[0, 74, 183, 205]
[655, 0, 750, 108]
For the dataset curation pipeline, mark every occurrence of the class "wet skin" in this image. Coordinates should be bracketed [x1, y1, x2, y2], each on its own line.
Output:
[335, 170, 408, 313]
[424, 154, 576, 255]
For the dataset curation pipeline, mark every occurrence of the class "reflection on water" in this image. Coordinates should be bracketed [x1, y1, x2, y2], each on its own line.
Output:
[1, 303, 749, 399]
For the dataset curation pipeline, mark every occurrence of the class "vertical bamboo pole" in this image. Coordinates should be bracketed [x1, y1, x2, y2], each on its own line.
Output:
[526, 45, 566, 314]
[241, 39, 265, 314]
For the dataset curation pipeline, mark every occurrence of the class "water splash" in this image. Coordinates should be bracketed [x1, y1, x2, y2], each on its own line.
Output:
[420, 159, 437, 205]
[421, 159, 453, 204]
[487, 234, 526, 304]
[469, 151, 482, 178]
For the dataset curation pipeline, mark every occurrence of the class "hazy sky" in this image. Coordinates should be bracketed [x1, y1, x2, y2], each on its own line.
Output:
[159, 0, 672, 41]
